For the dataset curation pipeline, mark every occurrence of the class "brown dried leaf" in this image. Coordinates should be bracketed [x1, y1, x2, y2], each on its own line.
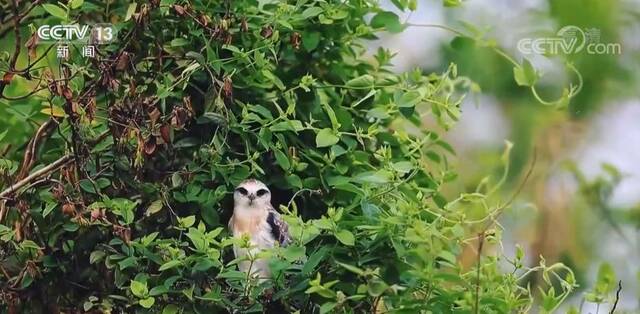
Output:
[144, 136, 156, 155]
[223, 76, 233, 100]
[240, 17, 249, 32]
[25, 33, 39, 59]
[183, 96, 194, 116]
[149, 108, 161, 126]
[61, 86, 73, 101]
[199, 14, 211, 27]
[261, 25, 273, 38]
[160, 124, 171, 144]
[171, 107, 189, 130]
[115, 52, 130, 71]
[85, 97, 96, 121]
[62, 203, 76, 216]
[173, 4, 186, 16]
[290, 32, 302, 50]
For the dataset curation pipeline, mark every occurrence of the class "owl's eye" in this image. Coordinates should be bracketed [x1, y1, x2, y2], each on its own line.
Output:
[235, 187, 248, 195]
[256, 189, 269, 197]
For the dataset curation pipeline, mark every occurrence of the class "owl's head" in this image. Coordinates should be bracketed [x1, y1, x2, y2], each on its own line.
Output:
[233, 179, 271, 209]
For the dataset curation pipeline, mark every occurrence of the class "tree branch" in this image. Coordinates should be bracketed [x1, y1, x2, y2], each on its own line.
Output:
[0, 154, 73, 200]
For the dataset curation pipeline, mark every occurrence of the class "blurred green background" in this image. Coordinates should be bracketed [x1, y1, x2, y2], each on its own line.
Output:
[371, 0, 640, 312]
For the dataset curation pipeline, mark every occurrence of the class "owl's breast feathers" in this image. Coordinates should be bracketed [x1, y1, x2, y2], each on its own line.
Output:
[229, 207, 291, 247]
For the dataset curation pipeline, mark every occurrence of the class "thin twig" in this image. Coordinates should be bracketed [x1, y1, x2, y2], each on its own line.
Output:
[609, 280, 622, 314]
[480, 148, 538, 233]
[474, 232, 485, 314]
[8, 0, 22, 71]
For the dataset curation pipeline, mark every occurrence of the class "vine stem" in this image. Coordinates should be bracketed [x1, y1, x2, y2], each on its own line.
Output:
[474, 232, 485, 314]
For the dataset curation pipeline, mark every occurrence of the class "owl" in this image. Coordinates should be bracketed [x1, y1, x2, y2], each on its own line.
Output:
[228, 179, 291, 281]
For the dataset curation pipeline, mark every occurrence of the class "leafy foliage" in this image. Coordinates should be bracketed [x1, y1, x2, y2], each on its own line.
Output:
[0, 0, 579, 313]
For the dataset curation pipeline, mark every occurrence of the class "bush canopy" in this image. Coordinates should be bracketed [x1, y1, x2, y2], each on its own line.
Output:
[0, 0, 578, 313]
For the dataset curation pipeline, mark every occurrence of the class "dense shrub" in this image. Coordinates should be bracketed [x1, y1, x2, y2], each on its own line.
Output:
[0, 0, 579, 313]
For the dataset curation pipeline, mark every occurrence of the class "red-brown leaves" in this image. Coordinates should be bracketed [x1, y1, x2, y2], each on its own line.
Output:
[62, 203, 76, 216]
[113, 225, 131, 244]
[240, 17, 249, 32]
[172, 4, 187, 16]
[115, 52, 130, 71]
[144, 136, 156, 155]
[148, 107, 161, 127]
[171, 107, 190, 130]
[85, 97, 97, 121]
[90, 207, 104, 221]
[290, 32, 302, 50]
[160, 124, 171, 144]
[261, 25, 273, 38]
[61, 86, 73, 102]
[51, 183, 65, 201]
[223, 76, 233, 100]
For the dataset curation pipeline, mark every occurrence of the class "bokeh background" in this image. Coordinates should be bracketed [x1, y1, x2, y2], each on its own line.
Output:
[372, 0, 640, 312]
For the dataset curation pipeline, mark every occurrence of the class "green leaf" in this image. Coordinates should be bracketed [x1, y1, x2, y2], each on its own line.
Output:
[346, 74, 374, 88]
[130, 280, 148, 298]
[443, 0, 462, 7]
[274, 149, 291, 170]
[270, 120, 304, 132]
[42, 4, 68, 20]
[301, 7, 323, 19]
[370, 11, 404, 33]
[159, 260, 182, 271]
[125, 3, 137, 21]
[391, 161, 414, 173]
[178, 215, 196, 228]
[42, 202, 57, 217]
[438, 251, 457, 265]
[193, 259, 217, 272]
[162, 305, 180, 314]
[145, 200, 163, 216]
[70, 0, 84, 9]
[139, 297, 155, 308]
[397, 91, 421, 108]
[302, 247, 329, 274]
[336, 261, 364, 276]
[283, 245, 306, 261]
[355, 170, 392, 184]
[186, 228, 208, 252]
[303, 32, 321, 51]
[315, 128, 339, 147]
[89, 251, 106, 264]
[20, 240, 41, 250]
[367, 278, 389, 296]
[149, 285, 170, 296]
[320, 302, 337, 314]
[335, 229, 355, 246]
[170, 38, 190, 47]
[513, 58, 539, 87]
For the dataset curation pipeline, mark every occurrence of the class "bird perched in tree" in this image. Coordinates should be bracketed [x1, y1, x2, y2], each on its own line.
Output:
[228, 179, 291, 281]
